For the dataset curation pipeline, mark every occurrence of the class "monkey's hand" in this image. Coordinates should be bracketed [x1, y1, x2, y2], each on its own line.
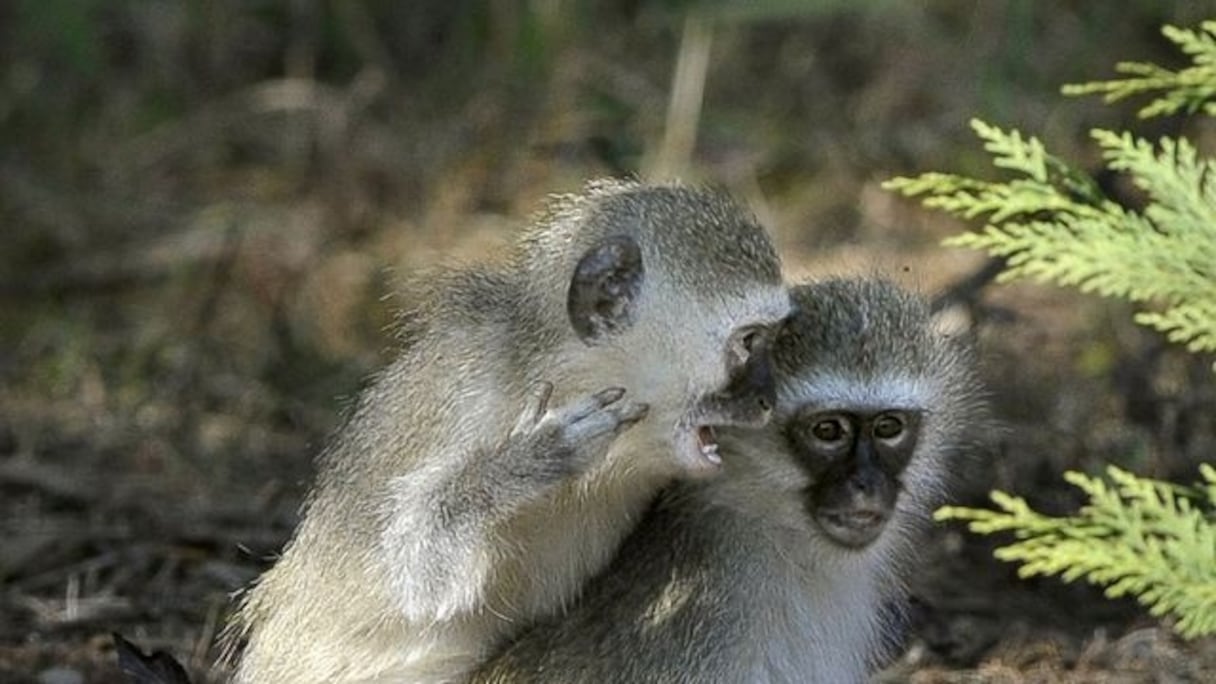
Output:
[383, 383, 648, 624]
[501, 382, 649, 487]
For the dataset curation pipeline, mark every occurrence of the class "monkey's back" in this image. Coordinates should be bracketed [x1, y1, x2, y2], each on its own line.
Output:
[227, 267, 547, 683]
[474, 472, 895, 684]
[472, 483, 753, 683]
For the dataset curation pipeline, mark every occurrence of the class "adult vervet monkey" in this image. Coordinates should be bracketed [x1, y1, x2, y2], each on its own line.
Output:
[474, 278, 988, 684]
[223, 180, 791, 683]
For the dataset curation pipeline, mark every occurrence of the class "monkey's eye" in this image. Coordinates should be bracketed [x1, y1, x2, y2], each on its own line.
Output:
[810, 418, 846, 443]
[873, 414, 904, 440]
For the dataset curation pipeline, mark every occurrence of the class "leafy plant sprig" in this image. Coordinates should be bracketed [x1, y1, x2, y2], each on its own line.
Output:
[1060, 21, 1216, 118]
[888, 19, 1216, 639]
[885, 121, 1216, 358]
[936, 466, 1216, 639]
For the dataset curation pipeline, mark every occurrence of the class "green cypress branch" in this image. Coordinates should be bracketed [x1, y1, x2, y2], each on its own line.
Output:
[894, 18, 1216, 639]
[936, 466, 1216, 638]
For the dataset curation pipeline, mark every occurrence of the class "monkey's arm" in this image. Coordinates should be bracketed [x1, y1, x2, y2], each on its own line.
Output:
[445, 385, 648, 522]
[377, 382, 648, 623]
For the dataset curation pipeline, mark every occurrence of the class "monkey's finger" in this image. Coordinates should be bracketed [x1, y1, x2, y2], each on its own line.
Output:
[560, 411, 621, 443]
[558, 387, 627, 423]
[559, 401, 648, 446]
[515, 381, 554, 433]
[592, 386, 627, 407]
[610, 402, 650, 434]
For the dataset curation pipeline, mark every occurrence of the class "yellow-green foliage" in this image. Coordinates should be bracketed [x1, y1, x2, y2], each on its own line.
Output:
[1061, 22, 1216, 118]
[887, 20, 1216, 639]
[886, 120, 1216, 358]
[936, 466, 1216, 639]
[885, 21, 1216, 362]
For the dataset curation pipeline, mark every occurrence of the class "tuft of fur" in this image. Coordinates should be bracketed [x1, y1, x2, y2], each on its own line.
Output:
[220, 179, 788, 683]
[473, 277, 990, 684]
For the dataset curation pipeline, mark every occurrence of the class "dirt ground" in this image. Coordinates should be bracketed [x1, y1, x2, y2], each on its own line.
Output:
[3, 3, 1216, 682]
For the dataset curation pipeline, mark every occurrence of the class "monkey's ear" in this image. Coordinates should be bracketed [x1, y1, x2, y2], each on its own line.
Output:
[567, 235, 644, 342]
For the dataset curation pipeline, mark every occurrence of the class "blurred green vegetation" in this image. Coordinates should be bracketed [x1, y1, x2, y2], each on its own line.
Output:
[3, 0, 1212, 514]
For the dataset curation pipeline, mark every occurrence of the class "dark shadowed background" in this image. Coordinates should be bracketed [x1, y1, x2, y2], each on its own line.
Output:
[2, 1, 1215, 682]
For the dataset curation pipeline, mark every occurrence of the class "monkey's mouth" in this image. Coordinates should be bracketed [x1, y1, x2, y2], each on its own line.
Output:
[671, 421, 723, 475]
[826, 510, 883, 527]
[815, 508, 888, 548]
[695, 425, 721, 464]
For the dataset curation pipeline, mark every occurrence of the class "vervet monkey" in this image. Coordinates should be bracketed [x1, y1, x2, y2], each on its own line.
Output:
[223, 180, 791, 683]
[474, 277, 988, 684]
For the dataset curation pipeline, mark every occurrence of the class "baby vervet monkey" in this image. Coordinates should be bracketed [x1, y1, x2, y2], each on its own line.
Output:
[221, 180, 791, 683]
[474, 277, 989, 684]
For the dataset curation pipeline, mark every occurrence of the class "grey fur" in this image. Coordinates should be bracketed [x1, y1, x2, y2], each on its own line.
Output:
[473, 277, 989, 684]
[221, 179, 789, 683]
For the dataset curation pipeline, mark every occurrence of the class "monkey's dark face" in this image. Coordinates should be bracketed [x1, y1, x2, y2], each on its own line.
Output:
[710, 323, 780, 428]
[785, 408, 921, 548]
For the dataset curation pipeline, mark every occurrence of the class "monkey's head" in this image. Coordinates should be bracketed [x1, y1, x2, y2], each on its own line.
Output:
[770, 278, 986, 551]
[523, 180, 790, 476]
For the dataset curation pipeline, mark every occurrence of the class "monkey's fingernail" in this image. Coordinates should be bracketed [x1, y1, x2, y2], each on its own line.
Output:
[596, 387, 627, 404]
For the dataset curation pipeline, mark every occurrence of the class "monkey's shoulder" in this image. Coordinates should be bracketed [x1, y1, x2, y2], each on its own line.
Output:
[396, 268, 524, 339]
[386, 269, 558, 386]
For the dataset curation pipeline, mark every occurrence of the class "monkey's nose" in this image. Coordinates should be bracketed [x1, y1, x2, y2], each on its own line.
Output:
[848, 471, 882, 496]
